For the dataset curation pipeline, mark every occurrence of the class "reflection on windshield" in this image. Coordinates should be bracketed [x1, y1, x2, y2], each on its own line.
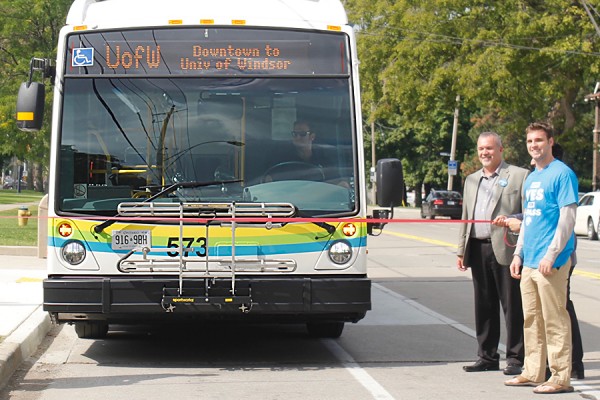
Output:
[58, 77, 356, 215]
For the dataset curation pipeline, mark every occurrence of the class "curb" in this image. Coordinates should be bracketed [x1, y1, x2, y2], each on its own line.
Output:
[0, 307, 51, 390]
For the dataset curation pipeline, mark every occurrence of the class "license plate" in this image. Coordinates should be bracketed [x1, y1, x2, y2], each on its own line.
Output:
[112, 230, 151, 250]
[447, 201, 455, 205]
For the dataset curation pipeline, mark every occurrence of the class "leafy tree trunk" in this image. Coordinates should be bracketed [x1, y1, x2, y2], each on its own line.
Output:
[34, 162, 45, 192]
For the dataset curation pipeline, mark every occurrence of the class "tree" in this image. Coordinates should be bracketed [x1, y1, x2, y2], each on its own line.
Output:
[345, 0, 600, 191]
[0, 0, 71, 191]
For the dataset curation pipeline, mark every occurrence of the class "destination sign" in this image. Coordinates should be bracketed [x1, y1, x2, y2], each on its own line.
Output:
[65, 28, 350, 76]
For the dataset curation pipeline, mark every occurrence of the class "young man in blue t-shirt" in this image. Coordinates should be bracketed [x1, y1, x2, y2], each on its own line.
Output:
[504, 122, 578, 394]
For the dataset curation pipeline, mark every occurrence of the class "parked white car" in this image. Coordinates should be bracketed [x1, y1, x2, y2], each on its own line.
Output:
[406, 192, 415, 207]
[574, 191, 600, 240]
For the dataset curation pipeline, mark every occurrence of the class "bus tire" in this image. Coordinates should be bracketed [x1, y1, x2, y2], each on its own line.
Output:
[74, 321, 109, 339]
[306, 321, 344, 338]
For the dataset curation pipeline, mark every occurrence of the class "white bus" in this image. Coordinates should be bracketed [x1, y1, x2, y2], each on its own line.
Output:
[16, 0, 403, 338]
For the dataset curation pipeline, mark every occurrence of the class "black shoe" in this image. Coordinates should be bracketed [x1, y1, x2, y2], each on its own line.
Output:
[572, 364, 585, 380]
[463, 360, 500, 372]
[503, 364, 522, 376]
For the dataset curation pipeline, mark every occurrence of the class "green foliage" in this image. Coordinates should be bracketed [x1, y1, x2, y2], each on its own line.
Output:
[2, 1, 600, 193]
[0, 0, 71, 186]
[346, 0, 600, 189]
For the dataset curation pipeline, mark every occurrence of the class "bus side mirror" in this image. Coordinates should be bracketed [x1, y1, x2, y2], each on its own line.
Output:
[367, 158, 404, 235]
[16, 82, 45, 131]
[376, 158, 404, 208]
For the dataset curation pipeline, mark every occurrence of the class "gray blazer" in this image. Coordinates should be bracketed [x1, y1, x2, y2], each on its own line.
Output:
[457, 162, 529, 266]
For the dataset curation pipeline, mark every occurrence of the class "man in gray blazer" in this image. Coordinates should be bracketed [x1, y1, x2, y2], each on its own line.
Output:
[457, 132, 529, 375]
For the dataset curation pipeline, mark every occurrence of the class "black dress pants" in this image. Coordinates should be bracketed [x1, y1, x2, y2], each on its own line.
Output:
[567, 264, 584, 368]
[469, 239, 524, 365]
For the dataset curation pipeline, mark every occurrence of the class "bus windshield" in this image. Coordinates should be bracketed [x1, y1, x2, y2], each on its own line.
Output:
[58, 28, 357, 216]
[57, 30, 358, 215]
[58, 28, 356, 216]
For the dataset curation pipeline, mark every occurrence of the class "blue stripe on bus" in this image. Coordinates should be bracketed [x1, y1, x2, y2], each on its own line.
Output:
[51, 236, 366, 256]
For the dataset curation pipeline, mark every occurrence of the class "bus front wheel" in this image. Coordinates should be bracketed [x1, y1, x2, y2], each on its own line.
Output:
[74, 321, 109, 339]
[306, 321, 344, 338]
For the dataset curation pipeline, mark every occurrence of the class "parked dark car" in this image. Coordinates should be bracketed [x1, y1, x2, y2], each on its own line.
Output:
[2, 178, 27, 190]
[420, 190, 462, 220]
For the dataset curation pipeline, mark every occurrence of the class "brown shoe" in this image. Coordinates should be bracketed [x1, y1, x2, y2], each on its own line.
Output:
[533, 382, 574, 394]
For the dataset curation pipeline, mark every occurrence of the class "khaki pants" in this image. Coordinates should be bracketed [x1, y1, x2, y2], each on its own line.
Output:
[520, 259, 572, 386]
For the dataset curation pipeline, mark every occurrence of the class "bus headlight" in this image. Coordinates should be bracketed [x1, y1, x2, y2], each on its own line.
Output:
[328, 240, 352, 265]
[61, 240, 86, 265]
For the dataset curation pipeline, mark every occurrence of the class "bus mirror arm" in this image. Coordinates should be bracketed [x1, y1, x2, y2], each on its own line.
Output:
[367, 206, 393, 236]
[28, 58, 55, 84]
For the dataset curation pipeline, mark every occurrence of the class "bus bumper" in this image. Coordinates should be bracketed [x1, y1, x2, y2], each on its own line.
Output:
[44, 276, 371, 324]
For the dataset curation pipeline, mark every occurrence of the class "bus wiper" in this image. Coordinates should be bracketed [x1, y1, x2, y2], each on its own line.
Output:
[312, 220, 336, 235]
[92, 179, 242, 234]
[295, 209, 336, 235]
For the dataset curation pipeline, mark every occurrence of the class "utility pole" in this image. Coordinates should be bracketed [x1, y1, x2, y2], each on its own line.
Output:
[584, 85, 600, 191]
[447, 95, 460, 191]
[582, 3, 600, 191]
[371, 104, 376, 204]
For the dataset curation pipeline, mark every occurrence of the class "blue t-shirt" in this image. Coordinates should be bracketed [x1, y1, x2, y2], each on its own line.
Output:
[522, 159, 578, 269]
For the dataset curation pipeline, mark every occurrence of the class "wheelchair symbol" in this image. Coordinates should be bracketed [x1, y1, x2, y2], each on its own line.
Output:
[72, 48, 94, 67]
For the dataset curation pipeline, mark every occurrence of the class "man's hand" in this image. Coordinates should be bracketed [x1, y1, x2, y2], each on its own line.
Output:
[492, 215, 508, 227]
[457, 256, 468, 272]
[510, 256, 522, 279]
[538, 258, 554, 276]
[492, 215, 522, 233]
[505, 218, 522, 233]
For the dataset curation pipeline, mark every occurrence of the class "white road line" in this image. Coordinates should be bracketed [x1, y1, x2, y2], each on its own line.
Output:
[321, 282, 481, 400]
[373, 282, 507, 353]
[325, 282, 596, 399]
[372, 284, 599, 397]
[570, 382, 600, 397]
[321, 338, 396, 400]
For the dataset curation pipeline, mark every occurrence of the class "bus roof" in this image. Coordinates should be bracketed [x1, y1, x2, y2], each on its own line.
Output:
[66, 0, 349, 31]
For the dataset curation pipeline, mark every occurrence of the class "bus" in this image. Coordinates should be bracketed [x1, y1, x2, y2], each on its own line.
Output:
[16, 0, 403, 339]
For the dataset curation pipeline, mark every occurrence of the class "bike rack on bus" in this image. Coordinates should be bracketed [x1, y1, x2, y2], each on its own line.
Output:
[115, 201, 297, 313]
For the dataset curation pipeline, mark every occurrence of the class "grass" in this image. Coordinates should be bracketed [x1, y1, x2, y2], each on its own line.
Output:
[0, 205, 39, 246]
[0, 189, 44, 204]
[0, 206, 39, 246]
[0, 190, 44, 246]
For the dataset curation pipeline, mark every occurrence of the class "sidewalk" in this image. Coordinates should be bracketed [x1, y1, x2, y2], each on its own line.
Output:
[0, 200, 40, 212]
[0, 254, 50, 390]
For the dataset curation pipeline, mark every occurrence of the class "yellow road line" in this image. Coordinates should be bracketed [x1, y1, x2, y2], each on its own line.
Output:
[383, 230, 458, 248]
[16, 277, 43, 283]
[572, 270, 600, 280]
[382, 231, 600, 280]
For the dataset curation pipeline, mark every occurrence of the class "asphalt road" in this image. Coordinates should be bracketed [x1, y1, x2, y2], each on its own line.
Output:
[2, 208, 599, 400]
